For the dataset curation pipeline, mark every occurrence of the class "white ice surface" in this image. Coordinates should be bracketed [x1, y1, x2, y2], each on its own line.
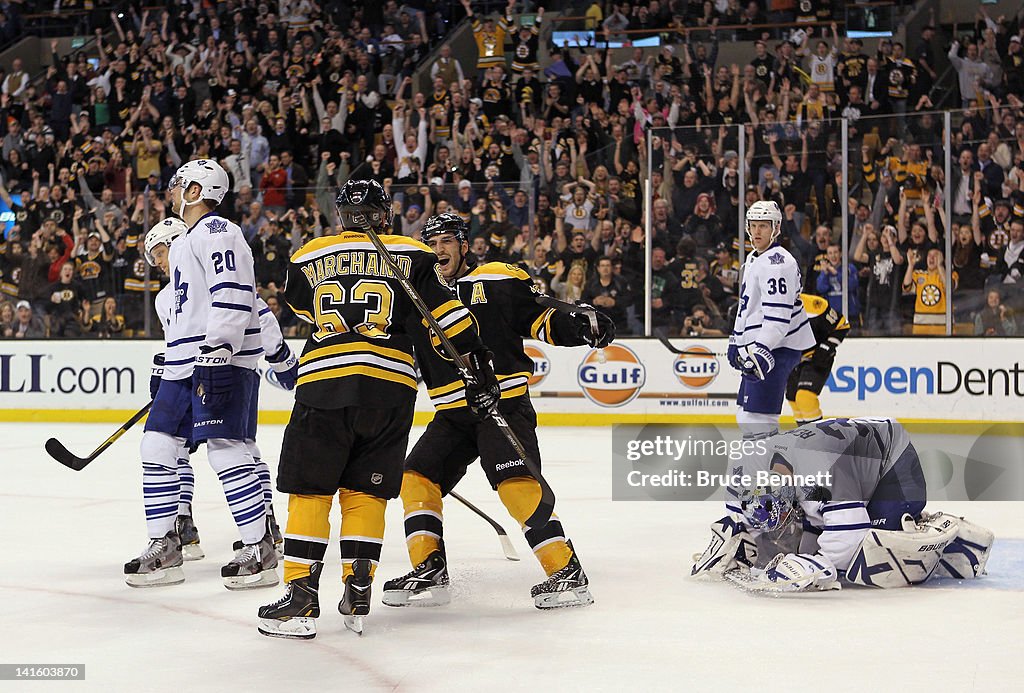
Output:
[1, 423, 1022, 693]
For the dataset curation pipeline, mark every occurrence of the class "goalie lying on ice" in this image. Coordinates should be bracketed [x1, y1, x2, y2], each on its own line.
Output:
[691, 417, 994, 591]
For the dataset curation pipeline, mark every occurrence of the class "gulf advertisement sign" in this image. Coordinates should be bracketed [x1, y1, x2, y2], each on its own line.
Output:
[577, 344, 646, 407]
[673, 346, 720, 389]
[524, 344, 550, 386]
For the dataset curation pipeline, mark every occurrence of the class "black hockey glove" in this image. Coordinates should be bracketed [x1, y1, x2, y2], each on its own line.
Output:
[810, 342, 835, 371]
[572, 303, 616, 348]
[150, 353, 165, 400]
[463, 348, 500, 417]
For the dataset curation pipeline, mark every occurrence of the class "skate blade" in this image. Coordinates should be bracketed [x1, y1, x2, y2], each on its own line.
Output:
[382, 586, 451, 607]
[534, 586, 594, 610]
[182, 544, 205, 561]
[125, 565, 185, 588]
[224, 568, 280, 591]
[258, 617, 316, 639]
[344, 615, 364, 635]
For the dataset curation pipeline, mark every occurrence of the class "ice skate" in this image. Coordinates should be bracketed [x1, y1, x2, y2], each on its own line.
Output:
[232, 513, 284, 559]
[338, 559, 373, 635]
[531, 542, 593, 609]
[221, 530, 279, 590]
[124, 530, 185, 588]
[382, 548, 450, 607]
[175, 513, 204, 561]
[258, 562, 322, 639]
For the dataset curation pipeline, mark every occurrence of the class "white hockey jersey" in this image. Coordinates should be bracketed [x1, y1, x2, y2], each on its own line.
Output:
[728, 417, 915, 571]
[255, 297, 286, 358]
[732, 243, 815, 352]
[164, 213, 262, 379]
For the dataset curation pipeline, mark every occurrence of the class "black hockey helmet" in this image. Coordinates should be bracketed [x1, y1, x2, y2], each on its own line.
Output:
[335, 179, 394, 232]
[421, 211, 468, 243]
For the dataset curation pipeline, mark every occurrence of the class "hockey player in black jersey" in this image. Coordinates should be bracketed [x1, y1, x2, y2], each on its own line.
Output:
[382, 212, 614, 610]
[786, 293, 850, 426]
[257, 181, 496, 638]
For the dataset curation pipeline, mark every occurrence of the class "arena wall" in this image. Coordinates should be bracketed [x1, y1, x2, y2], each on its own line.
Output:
[1, 339, 1019, 427]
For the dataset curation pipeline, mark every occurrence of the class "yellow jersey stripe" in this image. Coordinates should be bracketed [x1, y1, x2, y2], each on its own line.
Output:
[291, 233, 431, 263]
[431, 300, 464, 319]
[297, 364, 417, 390]
[301, 341, 414, 366]
[466, 262, 530, 282]
[444, 315, 475, 339]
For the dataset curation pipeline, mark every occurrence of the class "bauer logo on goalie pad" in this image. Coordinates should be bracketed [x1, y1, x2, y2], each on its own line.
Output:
[846, 515, 958, 588]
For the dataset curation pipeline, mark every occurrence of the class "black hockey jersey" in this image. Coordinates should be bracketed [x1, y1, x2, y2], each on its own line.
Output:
[284, 233, 482, 409]
[414, 262, 587, 413]
[800, 293, 850, 357]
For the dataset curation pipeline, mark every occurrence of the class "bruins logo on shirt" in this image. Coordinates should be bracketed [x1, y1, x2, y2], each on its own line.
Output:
[755, 64, 768, 78]
[889, 70, 904, 86]
[989, 228, 1009, 249]
[15, 210, 27, 221]
[799, 0, 812, 11]
[57, 288, 75, 302]
[516, 44, 530, 59]
[483, 86, 502, 103]
[815, 63, 826, 75]
[50, 209, 65, 224]
[919, 282, 941, 306]
[78, 260, 101, 280]
[266, 251, 276, 262]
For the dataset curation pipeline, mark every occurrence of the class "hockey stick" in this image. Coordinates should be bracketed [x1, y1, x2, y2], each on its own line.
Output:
[653, 326, 728, 357]
[360, 226, 555, 530]
[45, 401, 153, 471]
[450, 491, 520, 561]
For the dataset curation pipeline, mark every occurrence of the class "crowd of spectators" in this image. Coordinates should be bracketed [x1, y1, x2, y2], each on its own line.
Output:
[0, 0, 1022, 340]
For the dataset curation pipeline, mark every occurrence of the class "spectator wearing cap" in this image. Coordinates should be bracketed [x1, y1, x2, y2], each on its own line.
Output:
[46, 261, 87, 337]
[1005, 35, 1024, 97]
[73, 212, 114, 319]
[12, 299, 45, 338]
[463, 0, 512, 72]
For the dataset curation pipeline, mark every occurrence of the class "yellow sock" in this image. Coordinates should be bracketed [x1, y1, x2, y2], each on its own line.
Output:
[338, 488, 387, 580]
[788, 398, 804, 422]
[497, 477, 573, 576]
[795, 390, 822, 423]
[282, 494, 333, 584]
[400, 471, 444, 566]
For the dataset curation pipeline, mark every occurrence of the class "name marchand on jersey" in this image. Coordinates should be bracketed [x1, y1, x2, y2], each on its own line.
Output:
[285, 232, 480, 409]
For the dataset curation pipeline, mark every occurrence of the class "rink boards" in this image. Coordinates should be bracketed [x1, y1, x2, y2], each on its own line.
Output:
[0, 338, 1020, 425]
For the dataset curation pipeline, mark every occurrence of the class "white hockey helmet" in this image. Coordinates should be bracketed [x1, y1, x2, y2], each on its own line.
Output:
[745, 200, 782, 242]
[144, 217, 189, 266]
[169, 159, 229, 216]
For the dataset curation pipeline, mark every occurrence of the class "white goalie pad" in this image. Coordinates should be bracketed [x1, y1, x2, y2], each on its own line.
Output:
[691, 516, 757, 577]
[846, 514, 960, 588]
[926, 512, 995, 579]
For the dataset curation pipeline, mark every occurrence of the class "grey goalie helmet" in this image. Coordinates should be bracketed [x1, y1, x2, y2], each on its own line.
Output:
[144, 217, 189, 266]
[335, 179, 394, 232]
[737, 482, 798, 532]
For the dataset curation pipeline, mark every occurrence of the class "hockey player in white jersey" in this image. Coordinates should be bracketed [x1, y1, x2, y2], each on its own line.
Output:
[691, 417, 994, 592]
[159, 159, 277, 589]
[728, 201, 815, 437]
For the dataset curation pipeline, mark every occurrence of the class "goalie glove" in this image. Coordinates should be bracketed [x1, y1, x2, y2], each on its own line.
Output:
[691, 516, 758, 577]
[761, 552, 839, 592]
[739, 342, 774, 381]
[266, 342, 299, 391]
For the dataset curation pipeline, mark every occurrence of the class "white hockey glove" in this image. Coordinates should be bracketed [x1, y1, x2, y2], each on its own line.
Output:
[739, 342, 774, 381]
[691, 516, 758, 577]
[760, 552, 839, 592]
